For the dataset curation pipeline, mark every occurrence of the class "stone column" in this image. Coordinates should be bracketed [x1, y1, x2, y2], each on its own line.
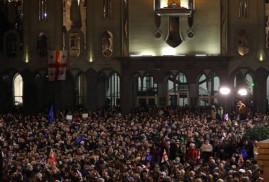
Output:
[121, 74, 132, 114]
[85, 69, 97, 111]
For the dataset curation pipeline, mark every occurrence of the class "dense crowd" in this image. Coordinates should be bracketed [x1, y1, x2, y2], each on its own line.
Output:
[0, 105, 267, 182]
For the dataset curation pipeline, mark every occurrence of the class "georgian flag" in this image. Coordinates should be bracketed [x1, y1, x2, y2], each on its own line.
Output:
[48, 149, 57, 168]
[48, 50, 67, 81]
[161, 149, 169, 163]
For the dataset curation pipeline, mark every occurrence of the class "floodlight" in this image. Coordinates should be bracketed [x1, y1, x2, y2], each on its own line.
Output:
[219, 87, 231, 95]
[238, 88, 248, 96]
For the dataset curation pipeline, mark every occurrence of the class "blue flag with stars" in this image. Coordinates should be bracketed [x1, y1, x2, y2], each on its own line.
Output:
[49, 105, 54, 124]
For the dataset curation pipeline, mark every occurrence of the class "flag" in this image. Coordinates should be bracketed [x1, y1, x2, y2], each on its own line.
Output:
[224, 113, 229, 121]
[238, 154, 244, 165]
[161, 149, 169, 163]
[48, 105, 53, 124]
[76, 136, 84, 144]
[145, 153, 152, 162]
[39, 156, 46, 168]
[240, 146, 248, 159]
[48, 149, 56, 168]
[48, 50, 67, 81]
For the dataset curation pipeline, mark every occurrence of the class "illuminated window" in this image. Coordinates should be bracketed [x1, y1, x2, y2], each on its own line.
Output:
[39, 0, 48, 21]
[14, 73, 23, 105]
[245, 73, 253, 95]
[69, 32, 80, 57]
[168, 73, 189, 106]
[198, 73, 220, 106]
[106, 73, 120, 107]
[103, 0, 112, 19]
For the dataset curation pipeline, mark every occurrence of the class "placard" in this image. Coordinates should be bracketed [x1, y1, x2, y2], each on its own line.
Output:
[82, 113, 88, 118]
[66, 115, 73, 120]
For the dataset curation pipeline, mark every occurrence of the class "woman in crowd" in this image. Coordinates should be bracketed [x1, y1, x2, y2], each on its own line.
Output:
[0, 105, 266, 182]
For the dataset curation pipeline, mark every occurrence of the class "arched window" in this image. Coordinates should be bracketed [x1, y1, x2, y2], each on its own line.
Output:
[39, 0, 48, 21]
[106, 73, 120, 107]
[234, 73, 254, 96]
[63, 0, 86, 50]
[6, 33, 17, 57]
[137, 73, 158, 106]
[245, 73, 254, 95]
[102, 31, 113, 57]
[13, 73, 23, 105]
[69, 32, 80, 57]
[198, 73, 220, 106]
[103, 0, 112, 19]
[37, 32, 48, 57]
[76, 74, 87, 105]
[167, 73, 189, 106]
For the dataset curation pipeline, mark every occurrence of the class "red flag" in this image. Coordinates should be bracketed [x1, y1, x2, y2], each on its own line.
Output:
[161, 149, 169, 163]
[238, 154, 244, 165]
[48, 50, 67, 81]
[48, 149, 56, 167]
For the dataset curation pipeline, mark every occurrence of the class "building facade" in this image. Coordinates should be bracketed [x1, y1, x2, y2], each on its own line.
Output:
[0, 0, 268, 114]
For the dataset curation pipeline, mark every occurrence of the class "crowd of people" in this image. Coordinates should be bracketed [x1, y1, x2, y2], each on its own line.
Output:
[0, 104, 267, 182]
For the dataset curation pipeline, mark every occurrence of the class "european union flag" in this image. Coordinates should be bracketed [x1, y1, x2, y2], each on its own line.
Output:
[76, 136, 84, 144]
[240, 146, 248, 159]
[49, 105, 54, 124]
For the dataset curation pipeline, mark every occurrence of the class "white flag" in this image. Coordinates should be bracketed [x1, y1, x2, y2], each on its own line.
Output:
[161, 149, 169, 163]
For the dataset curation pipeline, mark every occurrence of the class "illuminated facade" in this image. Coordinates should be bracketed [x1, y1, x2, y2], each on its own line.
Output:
[0, 0, 268, 113]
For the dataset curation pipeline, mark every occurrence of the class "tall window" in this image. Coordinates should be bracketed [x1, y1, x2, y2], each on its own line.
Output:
[103, 0, 112, 19]
[39, 0, 48, 21]
[6, 33, 17, 57]
[76, 74, 87, 105]
[37, 32, 48, 57]
[106, 73, 120, 107]
[14, 73, 23, 105]
[198, 73, 220, 106]
[63, 0, 86, 49]
[168, 73, 189, 106]
[137, 73, 158, 106]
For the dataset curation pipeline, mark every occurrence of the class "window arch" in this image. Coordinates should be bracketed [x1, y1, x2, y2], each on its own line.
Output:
[106, 73, 120, 107]
[167, 73, 189, 106]
[102, 31, 113, 57]
[6, 33, 17, 57]
[234, 72, 254, 96]
[38, 0, 48, 21]
[13, 73, 23, 105]
[198, 73, 220, 106]
[136, 73, 158, 106]
[37, 32, 48, 57]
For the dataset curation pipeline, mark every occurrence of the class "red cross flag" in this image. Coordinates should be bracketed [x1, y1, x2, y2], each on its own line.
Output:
[161, 149, 169, 163]
[48, 50, 67, 81]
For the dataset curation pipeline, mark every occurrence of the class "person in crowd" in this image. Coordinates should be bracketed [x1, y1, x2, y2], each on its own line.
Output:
[0, 104, 266, 181]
